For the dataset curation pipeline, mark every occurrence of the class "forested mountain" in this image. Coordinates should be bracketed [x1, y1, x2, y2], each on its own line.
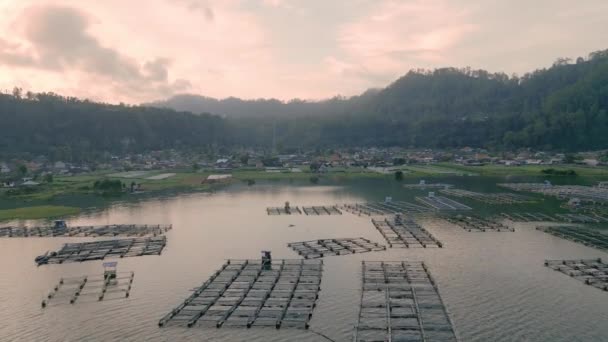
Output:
[2, 49, 608, 160]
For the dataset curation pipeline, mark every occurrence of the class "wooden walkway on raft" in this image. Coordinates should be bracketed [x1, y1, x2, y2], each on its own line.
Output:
[0, 224, 172, 238]
[536, 226, 608, 252]
[545, 258, 608, 291]
[439, 189, 535, 204]
[41, 272, 135, 307]
[415, 196, 471, 211]
[35, 236, 167, 265]
[354, 261, 458, 342]
[445, 216, 513, 232]
[287, 238, 386, 259]
[372, 216, 443, 248]
[267, 207, 302, 215]
[342, 201, 433, 216]
[158, 259, 323, 329]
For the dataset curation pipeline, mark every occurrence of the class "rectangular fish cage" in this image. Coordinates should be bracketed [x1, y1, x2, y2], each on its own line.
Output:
[301, 206, 342, 215]
[354, 261, 459, 342]
[342, 201, 433, 216]
[287, 238, 386, 259]
[445, 216, 514, 232]
[500, 212, 556, 222]
[545, 258, 608, 291]
[266, 207, 302, 215]
[439, 189, 536, 204]
[41, 270, 135, 307]
[0, 224, 172, 238]
[536, 226, 608, 252]
[415, 196, 472, 211]
[372, 216, 443, 248]
[158, 259, 323, 329]
[34, 236, 167, 265]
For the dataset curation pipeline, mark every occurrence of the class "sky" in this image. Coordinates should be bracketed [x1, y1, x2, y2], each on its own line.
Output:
[0, 0, 607, 104]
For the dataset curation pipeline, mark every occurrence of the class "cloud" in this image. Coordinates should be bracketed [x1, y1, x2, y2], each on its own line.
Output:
[168, 0, 214, 20]
[333, 0, 477, 82]
[0, 5, 190, 100]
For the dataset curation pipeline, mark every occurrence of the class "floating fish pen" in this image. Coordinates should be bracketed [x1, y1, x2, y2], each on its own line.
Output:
[439, 189, 536, 204]
[301, 206, 342, 215]
[35, 236, 167, 265]
[498, 183, 608, 204]
[267, 207, 302, 215]
[41, 262, 134, 307]
[554, 213, 608, 223]
[0, 223, 172, 238]
[445, 215, 513, 232]
[158, 258, 323, 329]
[403, 181, 453, 189]
[536, 226, 608, 251]
[353, 261, 458, 342]
[342, 201, 433, 216]
[415, 195, 472, 211]
[500, 212, 556, 222]
[372, 216, 443, 248]
[544, 258, 608, 291]
[287, 238, 386, 259]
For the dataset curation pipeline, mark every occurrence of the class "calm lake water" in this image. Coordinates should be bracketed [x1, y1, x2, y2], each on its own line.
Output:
[1, 178, 608, 341]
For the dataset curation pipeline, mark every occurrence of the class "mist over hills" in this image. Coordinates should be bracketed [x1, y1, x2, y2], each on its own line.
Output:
[1, 49, 608, 160]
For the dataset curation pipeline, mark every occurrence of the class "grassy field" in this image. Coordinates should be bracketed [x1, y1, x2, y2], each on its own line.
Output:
[0, 205, 81, 221]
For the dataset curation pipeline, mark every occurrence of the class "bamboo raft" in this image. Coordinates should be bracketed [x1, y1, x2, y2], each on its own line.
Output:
[41, 271, 135, 307]
[403, 182, 453, 189]
[536, 226, 608, 251]
[545, 258, 608, 291]
[158, 259, 323, 329]
[287, 238, 386, 259]
[0, 224, 172, 238]
[415, 196, 472, 211]
[372, 216, 443, 248]
[439, 189, 536, 204]
[446, 216, 514, 232]
[353, 261, 458, 342]
[341, 201, 433, 216]
[34, 236, 167, 265]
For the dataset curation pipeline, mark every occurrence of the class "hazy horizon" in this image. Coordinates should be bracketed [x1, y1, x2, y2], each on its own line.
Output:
[1, 0, 607, 104]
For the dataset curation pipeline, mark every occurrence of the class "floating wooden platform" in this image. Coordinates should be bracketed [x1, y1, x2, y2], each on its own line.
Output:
[41, 272, 135, 307]
[415, 196, 472, 211]
[536, 226, 608, 251]
[354, 261, 458, 342]
[158, 259, 323, 329]
[301, 206, 342, 215]
[446, 216, 514, 232]
[372, 216, 443, 248]
[35, 237, 167, 265]
[287, 238, 386, 259]
[439, 189, 536, 204]
[0, 224, 172, 238]
[342, 201, 433, 216]
[267, 207, 302, 215]
[545, 258, 608, 291]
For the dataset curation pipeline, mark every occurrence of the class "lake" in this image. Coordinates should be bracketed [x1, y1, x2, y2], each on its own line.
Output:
[1, 178, 608, 341]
